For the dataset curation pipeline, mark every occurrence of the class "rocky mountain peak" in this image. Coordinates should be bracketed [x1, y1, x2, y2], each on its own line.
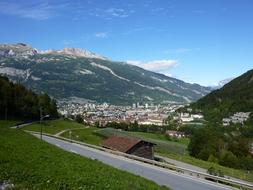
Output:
[0, 43, 38, 57]
[41, 47, 108, 60]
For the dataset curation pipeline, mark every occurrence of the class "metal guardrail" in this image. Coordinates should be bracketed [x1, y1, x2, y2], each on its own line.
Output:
[27, 130, 253, 190]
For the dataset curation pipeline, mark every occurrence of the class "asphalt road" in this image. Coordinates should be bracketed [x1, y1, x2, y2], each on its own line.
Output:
[34, 134, 234, 190]
[11, 122, 37, 129]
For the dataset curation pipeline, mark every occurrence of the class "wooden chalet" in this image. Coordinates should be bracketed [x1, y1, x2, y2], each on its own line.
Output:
[102, 135, 155, 160]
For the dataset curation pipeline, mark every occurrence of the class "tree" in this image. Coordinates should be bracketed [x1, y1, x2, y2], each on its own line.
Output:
[75, 114, 84, 124]
[0, 76, 58, 120]
[219, 150, 239, 168]
[188, 126, 224, 160]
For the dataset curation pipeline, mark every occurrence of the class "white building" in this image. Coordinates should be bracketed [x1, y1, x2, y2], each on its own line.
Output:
[222, 112, 251, 126]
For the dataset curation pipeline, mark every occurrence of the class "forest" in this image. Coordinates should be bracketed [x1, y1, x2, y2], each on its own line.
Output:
[0, 76, 58, 120]
[188, 125, 253, 170]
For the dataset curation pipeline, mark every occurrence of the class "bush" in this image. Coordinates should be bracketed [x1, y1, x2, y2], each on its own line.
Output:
[207, 167, 217, 176]
[208, 154, 219, 163]
[207, 167, 224, 177]
[219, 150, 239, 168]
[75, 114, 83, 124]
[239, 156, 253, 170]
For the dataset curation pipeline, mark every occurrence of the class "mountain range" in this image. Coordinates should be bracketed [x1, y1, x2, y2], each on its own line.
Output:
[0, 43, 212, 105]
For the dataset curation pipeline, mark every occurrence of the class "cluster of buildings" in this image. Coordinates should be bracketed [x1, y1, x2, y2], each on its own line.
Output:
[176, 112, 204, 123]
[58, 102, 185, 127]
[166, 130, 186, 138]
[222, 112, 251, 126]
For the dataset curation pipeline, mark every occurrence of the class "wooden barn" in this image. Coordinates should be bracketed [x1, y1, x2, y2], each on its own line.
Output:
[102, 136, 155, 160]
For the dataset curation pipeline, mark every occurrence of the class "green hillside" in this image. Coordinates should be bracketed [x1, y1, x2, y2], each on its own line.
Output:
[0, 122, 169, 190]
[191, 69, 253, 123]
[0, 76, 58, 120]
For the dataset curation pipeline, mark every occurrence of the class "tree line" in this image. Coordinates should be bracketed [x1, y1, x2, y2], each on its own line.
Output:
[0, 76, 58, 120]
[102, 121, 168, 133]
[188, 125, 253, 170]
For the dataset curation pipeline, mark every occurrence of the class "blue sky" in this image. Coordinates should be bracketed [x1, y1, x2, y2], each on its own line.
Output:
[0, 0, 252, 86]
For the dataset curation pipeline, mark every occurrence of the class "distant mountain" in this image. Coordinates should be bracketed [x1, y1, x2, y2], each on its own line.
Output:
[217, 77, 234, 87]
[191, 69, 253, 123]
[0, 43, 212, 105]
[210, 77, 234, 90]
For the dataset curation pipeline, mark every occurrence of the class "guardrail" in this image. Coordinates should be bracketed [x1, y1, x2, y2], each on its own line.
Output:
[26, 130, 253, 190]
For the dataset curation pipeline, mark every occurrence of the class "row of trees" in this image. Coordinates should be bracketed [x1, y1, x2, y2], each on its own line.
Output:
[188, 126, 253, 170]
[104, 121, 169, 133]
[0, 76, 58, 120]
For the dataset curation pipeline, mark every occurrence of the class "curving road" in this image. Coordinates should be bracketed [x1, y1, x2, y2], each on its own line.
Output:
[34, 134, 234, 190]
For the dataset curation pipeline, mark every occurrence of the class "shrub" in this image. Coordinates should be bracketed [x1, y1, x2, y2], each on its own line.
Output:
[219, 150, 239, 168]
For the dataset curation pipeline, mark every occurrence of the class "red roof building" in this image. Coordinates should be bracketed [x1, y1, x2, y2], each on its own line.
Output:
[102, 135, 155, 160]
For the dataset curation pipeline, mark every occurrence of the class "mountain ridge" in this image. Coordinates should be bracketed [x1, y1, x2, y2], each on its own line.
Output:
[0, 43, 212, 105]
[191, 69, 253, 123]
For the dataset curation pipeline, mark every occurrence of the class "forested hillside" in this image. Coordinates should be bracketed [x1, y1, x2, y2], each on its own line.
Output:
[191, 69, 253, 123]
[0, 76, 58, 120]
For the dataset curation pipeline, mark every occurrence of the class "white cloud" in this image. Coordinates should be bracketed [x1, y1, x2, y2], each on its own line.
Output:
[165, 48, 191, 54]
[127, 60, 178, 73]
[105, 8, 129, 18]
[122, 27, 154, 35]
[94, 32, 108, 38]
[89, 7, 132, 19]
[164, 48, 200, 54]
[62, 40, 75, 47]
[0, 2, 56, 20]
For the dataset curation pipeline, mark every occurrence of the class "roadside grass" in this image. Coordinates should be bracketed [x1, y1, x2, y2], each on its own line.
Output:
[61, 127, 105, 146]
[96, 128, 253, 183]
[23, 119, 85, 135]
[0, 120, 20, 128]
[22, 121, 253, 184]
[159, 152, 253, 183]
[0, 125, 169, 190]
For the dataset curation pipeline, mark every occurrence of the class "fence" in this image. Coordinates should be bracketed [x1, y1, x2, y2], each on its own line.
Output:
[26, 130, 253, 190]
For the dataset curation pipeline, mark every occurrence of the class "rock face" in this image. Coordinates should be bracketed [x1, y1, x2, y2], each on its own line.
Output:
[0, 43, 38, 58]
[41, 48, 108, 60]
[0, 43, 212, 105]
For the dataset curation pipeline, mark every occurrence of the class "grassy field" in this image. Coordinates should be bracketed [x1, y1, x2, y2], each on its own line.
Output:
[23, 119, 85, 135]
[22, 121, 253, 183]
[61, 127, 105, 146]
[129, 131, 190, 146]
[23, 120, 186, 159]
[96, 128, 187, 155]
[96, 128, 253, 183]
[0, 122, 169, 190]
[159, 152, 253, 183]
[0, 120, 20, 128]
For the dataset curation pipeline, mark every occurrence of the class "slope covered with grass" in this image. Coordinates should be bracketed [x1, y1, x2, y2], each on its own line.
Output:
[0, 123, 169, 190]
[23, 119, 85, 135]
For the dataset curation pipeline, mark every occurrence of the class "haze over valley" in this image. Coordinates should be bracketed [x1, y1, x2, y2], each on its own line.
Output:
[0, 0, 253, 190]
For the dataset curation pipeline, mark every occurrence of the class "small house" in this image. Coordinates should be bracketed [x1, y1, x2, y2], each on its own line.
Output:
[166, 130, 185, 138]
[102, 136, 155, 160]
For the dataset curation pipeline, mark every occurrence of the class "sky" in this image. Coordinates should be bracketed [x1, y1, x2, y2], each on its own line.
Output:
[0, 0, 253, 86]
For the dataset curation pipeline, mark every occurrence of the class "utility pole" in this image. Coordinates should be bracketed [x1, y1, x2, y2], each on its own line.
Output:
[5, 107, 8, 120]
[40, 107, 42, 140]
[69, 131, 72, 143]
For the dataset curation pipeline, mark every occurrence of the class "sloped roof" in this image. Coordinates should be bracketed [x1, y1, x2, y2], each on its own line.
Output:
[102, 136, 142, 153]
